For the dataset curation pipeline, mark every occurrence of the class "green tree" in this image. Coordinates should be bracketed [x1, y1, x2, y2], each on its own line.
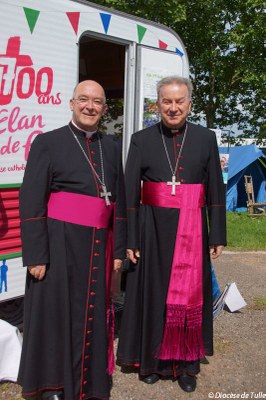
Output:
[178, 0, 265, 139]
[90, 0, 265, 138]
[92, 0, 186, 25]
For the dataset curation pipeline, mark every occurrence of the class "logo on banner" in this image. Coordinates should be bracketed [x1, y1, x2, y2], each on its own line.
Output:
[0, 36, 61, 105]
[0, 37, 62, 171]
[0, 36, 61, 106]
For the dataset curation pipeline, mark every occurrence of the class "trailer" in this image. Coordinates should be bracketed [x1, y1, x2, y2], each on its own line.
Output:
[0, 0, 189, 325]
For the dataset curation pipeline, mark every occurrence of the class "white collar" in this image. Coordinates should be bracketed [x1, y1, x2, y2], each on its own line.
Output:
[71, 120, 97, 138]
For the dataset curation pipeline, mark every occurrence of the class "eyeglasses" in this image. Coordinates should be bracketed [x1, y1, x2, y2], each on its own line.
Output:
[73, 97, 105, 107]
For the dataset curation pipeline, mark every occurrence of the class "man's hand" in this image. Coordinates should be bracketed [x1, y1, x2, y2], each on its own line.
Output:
[28, 264, 46, 280]
[127, 249, 140, 264]
[114, 259, 123, 272]
[210, 245, 224, 259]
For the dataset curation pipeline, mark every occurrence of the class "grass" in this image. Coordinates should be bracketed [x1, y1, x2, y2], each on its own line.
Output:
[0, 383, 9, 392]
[226, 212, 266, 251]
[214, 336, 231, 353]
[250, 296, 266, 310]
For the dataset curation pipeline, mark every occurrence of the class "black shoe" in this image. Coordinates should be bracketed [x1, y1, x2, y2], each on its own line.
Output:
[178, 373, 196, 392]
[200, 356, 209, 364]
[140, 373, 160, 384]
[41, 391, 64, 400]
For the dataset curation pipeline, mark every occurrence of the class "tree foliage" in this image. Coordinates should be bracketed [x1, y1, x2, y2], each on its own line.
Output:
[178, 0, 265, 139]
[90, 0, 265, 138]
[91, 0, 186, 25]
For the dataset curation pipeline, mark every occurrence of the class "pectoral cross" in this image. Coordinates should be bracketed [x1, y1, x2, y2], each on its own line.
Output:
[167, 175, 180, 196]
[100, 185, 112, 206]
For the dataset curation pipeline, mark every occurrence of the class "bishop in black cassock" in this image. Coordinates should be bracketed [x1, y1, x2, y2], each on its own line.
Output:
[18, 81, 127, 400]
[117, 76, 226, 392]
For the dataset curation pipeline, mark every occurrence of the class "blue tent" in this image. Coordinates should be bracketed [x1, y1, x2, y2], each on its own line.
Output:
[219, 145, 266, 211]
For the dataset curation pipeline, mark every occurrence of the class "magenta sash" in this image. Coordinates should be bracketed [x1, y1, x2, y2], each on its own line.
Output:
[48, 191, 113, 228]
[142, 182, 205, 361]
[48, 191, 115, 373]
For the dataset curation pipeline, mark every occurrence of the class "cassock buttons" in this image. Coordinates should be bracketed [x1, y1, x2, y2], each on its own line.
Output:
[93, 162, 97, 167]
[91, 150, 95, 154]
[95, 239, 100, 244]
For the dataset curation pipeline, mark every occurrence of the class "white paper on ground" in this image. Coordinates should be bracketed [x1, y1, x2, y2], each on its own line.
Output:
[224, 282, 247, 312]
[0, 319, 22, 382]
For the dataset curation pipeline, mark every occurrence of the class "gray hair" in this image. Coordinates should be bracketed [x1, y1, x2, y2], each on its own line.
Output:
[156, 76, 193, 100]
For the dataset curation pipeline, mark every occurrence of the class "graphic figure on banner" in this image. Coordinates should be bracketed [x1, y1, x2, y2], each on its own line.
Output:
[0, 259, 8, 293]
[220, 154, 229, 184]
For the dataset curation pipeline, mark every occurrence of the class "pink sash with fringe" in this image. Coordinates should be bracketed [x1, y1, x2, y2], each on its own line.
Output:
[48, 191, 115, 373]
[142, 182, 205, 361]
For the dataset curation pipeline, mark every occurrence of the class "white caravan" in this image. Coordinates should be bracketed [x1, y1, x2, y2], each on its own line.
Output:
[0, 0, 189, 324]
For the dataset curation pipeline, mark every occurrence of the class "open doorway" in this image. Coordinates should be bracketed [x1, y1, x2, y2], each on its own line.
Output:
[79, 36, 126, 137]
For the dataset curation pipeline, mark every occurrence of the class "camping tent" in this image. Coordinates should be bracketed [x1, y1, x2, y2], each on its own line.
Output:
[219, 145, 266, 211]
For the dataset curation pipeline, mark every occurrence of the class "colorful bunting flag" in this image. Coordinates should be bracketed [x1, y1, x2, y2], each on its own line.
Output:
[137, 25, 147, 43]
[66, 12, 80, 35]
[23, 7, 40, 34]
[100, 13, 111, 34]
[21, 6, 182, 54]
[159, 40, 168, 50]
[175, 48, 184, 56]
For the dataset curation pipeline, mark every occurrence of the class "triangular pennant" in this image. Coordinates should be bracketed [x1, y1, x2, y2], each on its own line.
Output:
[159, 40, 168, 50]
[23, 7, 40, 34]
[100, 13, 111, 34]
[137, 25, 147, 43]
[66, 12, 80, 35]
[175, 48, 184, 56]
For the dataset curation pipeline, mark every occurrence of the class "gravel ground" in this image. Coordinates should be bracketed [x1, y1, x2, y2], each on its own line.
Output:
[1, 251, 265, 400]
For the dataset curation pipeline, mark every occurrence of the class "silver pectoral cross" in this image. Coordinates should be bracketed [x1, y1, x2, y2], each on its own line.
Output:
[100, 185, 112, 206]
[167, 175, 180, 196]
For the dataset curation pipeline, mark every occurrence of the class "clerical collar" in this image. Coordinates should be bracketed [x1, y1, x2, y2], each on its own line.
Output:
[170, 122, 187, 134]
[71, 120, 97, 139]
[161, 122, 187, 137]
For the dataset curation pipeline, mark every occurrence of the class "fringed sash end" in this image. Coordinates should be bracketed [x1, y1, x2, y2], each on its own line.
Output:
[156, 304, 205, 361]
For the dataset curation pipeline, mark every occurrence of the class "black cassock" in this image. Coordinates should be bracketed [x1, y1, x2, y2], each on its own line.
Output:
[18, 123, 126, 400]
[117, 122, 226, 376]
